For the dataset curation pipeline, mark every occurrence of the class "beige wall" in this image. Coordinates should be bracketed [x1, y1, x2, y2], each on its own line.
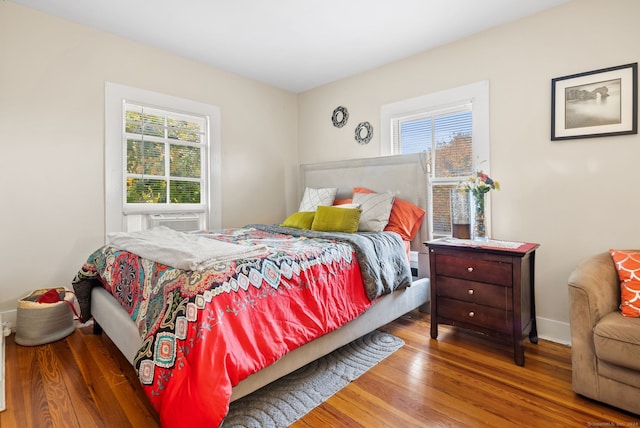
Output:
[0, 2, 298, 308]
[298, 0, 640, 342]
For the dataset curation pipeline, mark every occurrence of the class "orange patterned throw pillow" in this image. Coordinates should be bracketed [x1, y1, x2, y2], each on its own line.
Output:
[609, 249, 640, 317]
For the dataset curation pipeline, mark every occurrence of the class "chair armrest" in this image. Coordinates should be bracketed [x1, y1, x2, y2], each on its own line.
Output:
[568, 252, 621, 327]
[567, 251, 621, 396]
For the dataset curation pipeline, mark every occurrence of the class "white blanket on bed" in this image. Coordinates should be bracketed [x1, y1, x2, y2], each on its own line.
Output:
[107, 227, 269, 271]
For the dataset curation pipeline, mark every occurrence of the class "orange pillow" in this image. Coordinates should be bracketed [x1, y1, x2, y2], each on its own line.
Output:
[353, 187, 426, 241]
[609, 249, 640, 317]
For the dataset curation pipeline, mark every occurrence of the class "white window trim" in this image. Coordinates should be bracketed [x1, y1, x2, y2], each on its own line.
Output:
[105, 82, 221, 238]
[380, 81, 491, 238]
[381, 80, 489, 163]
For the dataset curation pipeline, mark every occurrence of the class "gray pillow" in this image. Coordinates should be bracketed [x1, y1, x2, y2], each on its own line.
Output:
[353, 192, 395, 232]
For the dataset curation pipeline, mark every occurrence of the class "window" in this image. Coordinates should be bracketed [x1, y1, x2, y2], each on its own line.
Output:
[381, 81, 490, 239]
[105, 82, 221, 236]
[124, 104, 206, 206]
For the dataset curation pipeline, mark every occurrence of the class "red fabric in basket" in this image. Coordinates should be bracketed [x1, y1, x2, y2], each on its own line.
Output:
[36, 288, 63, 304]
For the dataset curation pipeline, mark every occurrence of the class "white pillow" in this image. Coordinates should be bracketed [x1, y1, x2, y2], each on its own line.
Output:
[298, 187, 338, 212]
[352, 192, 395, 232]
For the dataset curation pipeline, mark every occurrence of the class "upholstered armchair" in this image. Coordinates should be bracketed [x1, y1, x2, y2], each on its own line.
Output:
[568, 251, 640, 415]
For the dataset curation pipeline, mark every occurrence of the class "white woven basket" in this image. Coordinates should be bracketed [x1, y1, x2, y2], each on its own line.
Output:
[15, 288, 76, 346]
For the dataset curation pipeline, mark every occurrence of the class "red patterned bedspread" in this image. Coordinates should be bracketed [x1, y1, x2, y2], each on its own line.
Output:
[73, 227, 372, 427]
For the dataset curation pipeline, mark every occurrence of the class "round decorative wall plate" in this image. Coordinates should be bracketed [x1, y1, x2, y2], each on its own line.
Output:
[355, 121, 373, 145]
[332, 106, 349, 128]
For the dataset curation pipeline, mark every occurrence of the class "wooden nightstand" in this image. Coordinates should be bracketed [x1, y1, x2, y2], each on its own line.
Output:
[426, 238, 539, 366]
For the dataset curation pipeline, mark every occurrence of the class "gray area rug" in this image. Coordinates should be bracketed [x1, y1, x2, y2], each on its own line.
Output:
[222, 330, 404, 428]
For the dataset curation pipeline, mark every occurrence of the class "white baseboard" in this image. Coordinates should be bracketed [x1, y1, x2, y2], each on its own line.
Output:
[0, 309, 16, 412]
[536, 316, 571, 346]
[1, 313, 8, 412]
[0, 310, 16, 334]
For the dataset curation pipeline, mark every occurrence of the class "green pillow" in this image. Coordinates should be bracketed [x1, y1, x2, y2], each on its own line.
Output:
[311, 206, 361, 233]
[280, 211, 315, 229]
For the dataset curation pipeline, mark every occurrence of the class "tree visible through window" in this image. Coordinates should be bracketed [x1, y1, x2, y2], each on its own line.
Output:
[124, 104, 206, 205]
[396, 107, 474, 237]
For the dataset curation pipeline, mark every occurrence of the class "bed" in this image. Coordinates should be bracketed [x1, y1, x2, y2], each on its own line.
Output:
[72, 153, 431, 427]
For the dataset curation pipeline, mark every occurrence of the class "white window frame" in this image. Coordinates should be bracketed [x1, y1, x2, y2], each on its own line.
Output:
[380, 80, 490, 238]
[105, 82, 221, 237]
[123, 102, 208, 212]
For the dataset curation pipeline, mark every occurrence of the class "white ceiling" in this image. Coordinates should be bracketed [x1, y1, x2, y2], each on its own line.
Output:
[11, 0, 569, 93]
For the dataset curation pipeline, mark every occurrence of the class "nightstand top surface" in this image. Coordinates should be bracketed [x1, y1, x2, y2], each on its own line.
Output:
[425, 238, 539, 256]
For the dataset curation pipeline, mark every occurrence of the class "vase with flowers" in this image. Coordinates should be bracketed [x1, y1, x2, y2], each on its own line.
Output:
[458, 171, 500, 241]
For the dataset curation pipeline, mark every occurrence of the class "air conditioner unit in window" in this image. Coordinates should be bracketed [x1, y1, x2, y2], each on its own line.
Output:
[148, 214, 201, 232]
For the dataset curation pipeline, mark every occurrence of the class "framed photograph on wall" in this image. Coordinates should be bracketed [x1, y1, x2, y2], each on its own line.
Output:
[551, 63, 637, 140]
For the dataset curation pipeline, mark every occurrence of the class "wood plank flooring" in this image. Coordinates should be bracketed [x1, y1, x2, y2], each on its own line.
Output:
[1, 310, 637, 427]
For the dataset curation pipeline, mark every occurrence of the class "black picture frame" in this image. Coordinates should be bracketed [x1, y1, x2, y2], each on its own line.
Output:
[551, 63, 637, 140]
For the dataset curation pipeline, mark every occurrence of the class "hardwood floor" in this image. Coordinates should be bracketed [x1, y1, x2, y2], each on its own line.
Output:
[2, 310, 637, 427]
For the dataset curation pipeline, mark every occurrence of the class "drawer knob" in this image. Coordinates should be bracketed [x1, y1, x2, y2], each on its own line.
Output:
[467, 289, 474, 295]
[468, 311, 475, 318]
[467, 267, 474, 272]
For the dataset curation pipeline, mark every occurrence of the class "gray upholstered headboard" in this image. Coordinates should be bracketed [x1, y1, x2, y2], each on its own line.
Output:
[300, 153, 429, 278]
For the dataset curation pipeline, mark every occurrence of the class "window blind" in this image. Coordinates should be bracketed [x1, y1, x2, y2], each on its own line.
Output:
[394, 103, 474, 237]
[124, 103, 207, 206]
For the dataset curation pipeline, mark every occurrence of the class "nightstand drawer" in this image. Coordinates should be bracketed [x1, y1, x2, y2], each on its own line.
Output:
[438, 297, 512, 334]
[435, 254, 512, 286]
[436, 276, 512, 311]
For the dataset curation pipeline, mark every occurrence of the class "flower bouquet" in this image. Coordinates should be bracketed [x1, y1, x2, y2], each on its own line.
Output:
[458, 171, 500, 240]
